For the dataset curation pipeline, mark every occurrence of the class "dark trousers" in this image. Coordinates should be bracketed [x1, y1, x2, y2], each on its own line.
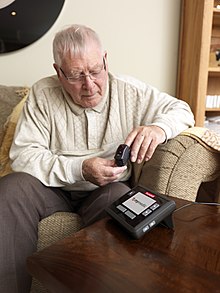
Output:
[0, 172, 130, 293]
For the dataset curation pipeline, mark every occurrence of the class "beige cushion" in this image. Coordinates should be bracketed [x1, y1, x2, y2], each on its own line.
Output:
[0, 93, 28, 176]
[181, 127, 220, 152]
[37, 212, 82, 251]
[0, 86, 28, 145]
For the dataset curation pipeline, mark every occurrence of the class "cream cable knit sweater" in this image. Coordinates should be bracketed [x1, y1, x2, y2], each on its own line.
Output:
[10, 73, 194, 190]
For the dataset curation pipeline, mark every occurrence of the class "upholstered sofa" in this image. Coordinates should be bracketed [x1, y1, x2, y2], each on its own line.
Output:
[1, 85, 220, 292]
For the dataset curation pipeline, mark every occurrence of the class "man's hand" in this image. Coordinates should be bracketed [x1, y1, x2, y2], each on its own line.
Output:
[82, 157, 127, 186]
[125, 125, 166, 164]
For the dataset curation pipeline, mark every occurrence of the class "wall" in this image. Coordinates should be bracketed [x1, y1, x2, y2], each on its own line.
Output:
[0, 0, 181, 95]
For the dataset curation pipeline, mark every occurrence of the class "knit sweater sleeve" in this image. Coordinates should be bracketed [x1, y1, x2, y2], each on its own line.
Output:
[9, 81, 85, 188]
[115, 74, 195, 140]
[142, 85, 195, 140]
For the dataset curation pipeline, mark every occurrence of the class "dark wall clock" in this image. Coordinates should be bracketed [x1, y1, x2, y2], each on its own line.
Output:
[0, 0, 65, 53]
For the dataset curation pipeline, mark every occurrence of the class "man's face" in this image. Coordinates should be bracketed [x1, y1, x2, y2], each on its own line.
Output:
[54, 42, 108, 108]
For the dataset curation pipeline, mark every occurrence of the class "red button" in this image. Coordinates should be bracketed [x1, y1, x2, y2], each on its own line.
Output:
[145, 191, 155, 198]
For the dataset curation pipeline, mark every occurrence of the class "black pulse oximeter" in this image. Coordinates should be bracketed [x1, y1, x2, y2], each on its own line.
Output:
[114, 144, 130, 166]
[106, 185, 176, 239]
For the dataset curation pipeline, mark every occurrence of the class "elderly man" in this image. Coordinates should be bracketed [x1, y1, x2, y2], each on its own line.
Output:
[0, 24, 194, 292]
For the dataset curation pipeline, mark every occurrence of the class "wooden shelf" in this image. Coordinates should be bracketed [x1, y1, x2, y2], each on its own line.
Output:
[213, 10, 220, 26]
[206, 108, 220, 111]
[213, 8, 220, 13]
[177, 0, 220, 127]
[209, 67, 220, 76]
[213, 1, 220, 25]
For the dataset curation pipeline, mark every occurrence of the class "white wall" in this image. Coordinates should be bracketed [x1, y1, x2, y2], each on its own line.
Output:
[0, 0, 181, 95]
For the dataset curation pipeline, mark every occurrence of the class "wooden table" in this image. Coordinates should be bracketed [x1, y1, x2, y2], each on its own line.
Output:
[27, 198, 220, 293]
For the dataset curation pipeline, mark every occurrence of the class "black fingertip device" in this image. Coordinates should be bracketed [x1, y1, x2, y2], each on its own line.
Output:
[114, 144, 131, 166]
[106, 185, 176, 239]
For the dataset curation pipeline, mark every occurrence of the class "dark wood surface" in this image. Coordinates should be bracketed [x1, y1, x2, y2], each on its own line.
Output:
[27, 198, 220, 293]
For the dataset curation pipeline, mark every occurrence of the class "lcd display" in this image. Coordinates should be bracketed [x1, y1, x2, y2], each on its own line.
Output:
[123, 192, 156, 215]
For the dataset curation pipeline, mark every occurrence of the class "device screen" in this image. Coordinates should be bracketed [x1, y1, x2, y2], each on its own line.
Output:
[123, 192, 156, 215]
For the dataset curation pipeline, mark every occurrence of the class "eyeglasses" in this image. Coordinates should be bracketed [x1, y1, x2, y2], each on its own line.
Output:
[60, 58, 106, 84]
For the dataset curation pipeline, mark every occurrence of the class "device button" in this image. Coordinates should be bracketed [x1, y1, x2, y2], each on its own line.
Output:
[127, 190, 136, 196]
[149, 220, 156, 227]
[116, 205, 127, 213]
[142, 208, 152, 217]
[145, 191, 155, 198]
[142, 225, 150, 232]
[150, 203, 160, 211]
[125, 210, 136, 219]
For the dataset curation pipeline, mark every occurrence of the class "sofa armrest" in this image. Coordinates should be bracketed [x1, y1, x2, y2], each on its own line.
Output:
[130, 134, 220, 202]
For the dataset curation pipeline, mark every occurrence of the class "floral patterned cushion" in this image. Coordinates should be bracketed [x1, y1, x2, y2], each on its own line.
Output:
[0, 87, 29, 176]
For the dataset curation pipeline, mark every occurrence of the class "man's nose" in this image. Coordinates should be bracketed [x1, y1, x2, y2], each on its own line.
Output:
[82, 75, 94, 89]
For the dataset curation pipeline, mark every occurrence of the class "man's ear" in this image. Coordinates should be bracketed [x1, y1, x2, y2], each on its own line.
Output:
[103, 51, 108, 71]
[104, 51, 107, 61]
[53, 63, 60, 77]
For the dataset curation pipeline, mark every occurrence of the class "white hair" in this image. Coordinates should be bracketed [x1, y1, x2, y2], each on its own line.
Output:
[53, 24, 103, 66]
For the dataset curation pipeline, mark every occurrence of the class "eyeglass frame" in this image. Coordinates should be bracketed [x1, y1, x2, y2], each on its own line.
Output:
[59, 57, 106, 84]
